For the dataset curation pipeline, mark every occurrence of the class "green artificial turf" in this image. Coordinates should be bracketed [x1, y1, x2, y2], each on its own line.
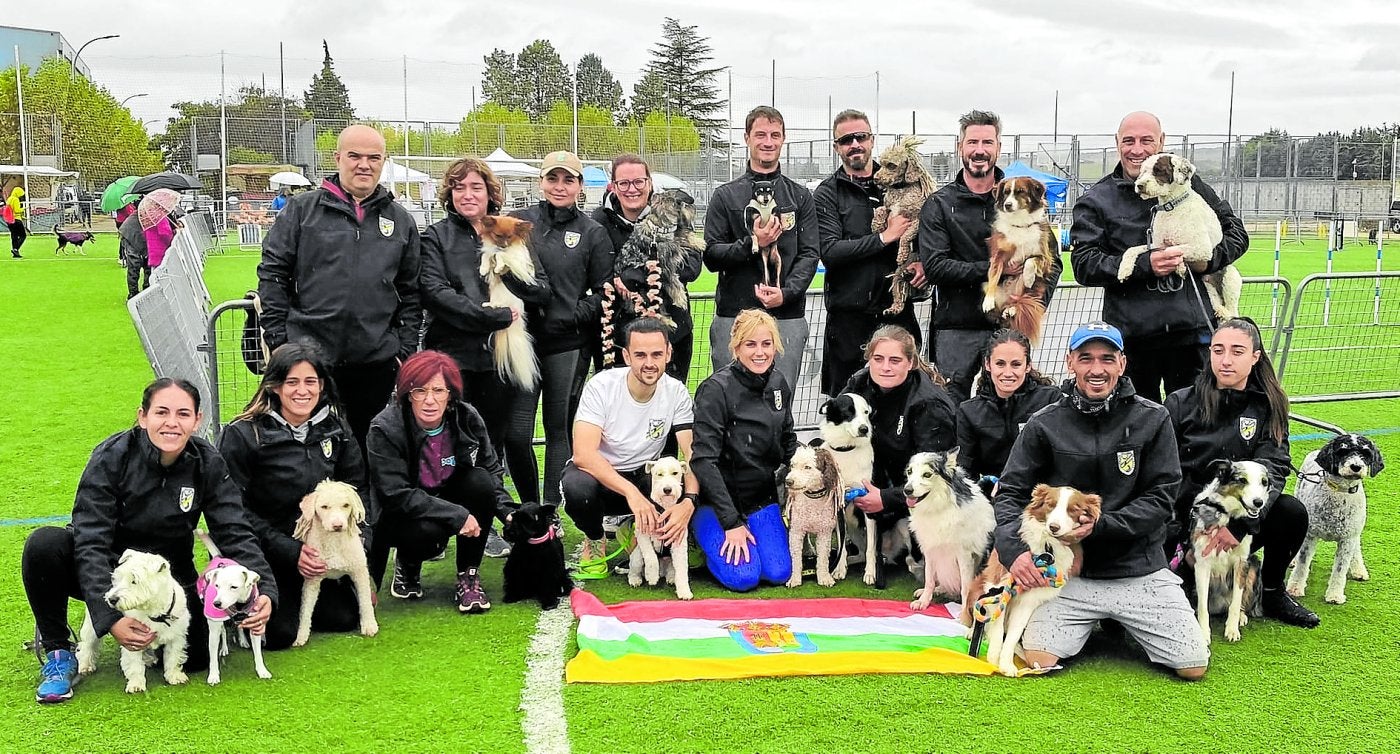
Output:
[0, 232, 1396, 753]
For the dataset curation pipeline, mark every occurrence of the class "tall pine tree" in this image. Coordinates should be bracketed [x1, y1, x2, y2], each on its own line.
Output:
[575, 53, 624, 122]
[515, 40, 572, 121]
[641, 18, 727, 135]
[304, 40, 355, 125]
[481, 49, 521, 111]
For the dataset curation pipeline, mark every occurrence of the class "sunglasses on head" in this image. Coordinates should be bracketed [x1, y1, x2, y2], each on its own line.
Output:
[834, 131, 872, 147]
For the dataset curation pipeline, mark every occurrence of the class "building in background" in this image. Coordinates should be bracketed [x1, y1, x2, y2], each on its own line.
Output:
[0, 26, 89, 78]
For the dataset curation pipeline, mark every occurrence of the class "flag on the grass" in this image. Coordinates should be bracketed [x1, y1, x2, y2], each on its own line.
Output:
[566, 589, 995, 683]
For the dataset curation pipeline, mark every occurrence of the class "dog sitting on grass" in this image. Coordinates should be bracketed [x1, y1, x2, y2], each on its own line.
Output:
[76, 550, 191, 694]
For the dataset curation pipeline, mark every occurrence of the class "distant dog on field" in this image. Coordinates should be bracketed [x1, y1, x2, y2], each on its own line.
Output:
[983, 177, 1057, 343]
[55, 229, 96, 255]
[784, 444, 847, 588]
[903, 450, 996, 611]
[1188, 460, 1269, 644]
[1288, 434, 1386, 604]
[629, 456, 693, 600]
[76, 550, 191, 694]
[292, 480, 378, 646]
[872, 136, 936, 315]
[194, 530, 271, 685]
[479, 215, 540, 391]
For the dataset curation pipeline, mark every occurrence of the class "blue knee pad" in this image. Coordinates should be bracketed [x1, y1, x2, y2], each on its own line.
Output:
[746, 503, 792, 585]
[692, 505, 760, 591]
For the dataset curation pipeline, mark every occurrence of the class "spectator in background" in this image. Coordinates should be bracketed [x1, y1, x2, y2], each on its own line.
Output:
[120, 210, 151, 298]
[6, 186, 27, 258]
[144, 209, 182, 270]
[703, 106, 819, 389]
[814, 108, 924, 396]
[257, 124, 422, 448]
[270, 188, 292, 213]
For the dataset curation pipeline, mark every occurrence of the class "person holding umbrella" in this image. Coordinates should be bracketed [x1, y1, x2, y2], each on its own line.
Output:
[138, 189, 183, 270]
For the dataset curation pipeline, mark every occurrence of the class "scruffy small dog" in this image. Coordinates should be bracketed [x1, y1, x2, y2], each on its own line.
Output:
[629, 456, 693, 600]
[903, 450, 996, 611]
[479, 215, 540, 391]
[76, 550, 191, 694]
[1188, 460, 1268, 644]
[55, 229, 96, 255]
[1289, 434, 1386, 604]
[502, 502, 571, 610]
[292, 480, 378, 646]
[1117, 153, 1240, 319]
[983, 177, 1057, 343]
[600, 190, 702, 367]
[195, 530, 270, 684]
[872, 136, 936, 315]
[745, 180, 782, 287]
[784, 444, 847, 587]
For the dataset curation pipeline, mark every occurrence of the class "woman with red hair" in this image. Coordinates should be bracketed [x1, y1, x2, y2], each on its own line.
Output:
[365, 351, 517, 613]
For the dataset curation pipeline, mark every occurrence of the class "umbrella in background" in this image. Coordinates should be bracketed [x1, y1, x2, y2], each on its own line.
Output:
[131, 171, 202, 195]
[99, 176, 140, 212]
[137, 189, 182, 231]
[269, 171, 312, 187]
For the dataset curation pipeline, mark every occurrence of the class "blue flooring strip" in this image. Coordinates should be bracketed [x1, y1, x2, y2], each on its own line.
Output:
[0, 515, 70, 528]
[1292, 427, 1400, 441]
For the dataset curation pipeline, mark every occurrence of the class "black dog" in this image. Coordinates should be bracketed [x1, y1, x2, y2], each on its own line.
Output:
[55, 229, 96, 255]
[501, 502, 571, 610]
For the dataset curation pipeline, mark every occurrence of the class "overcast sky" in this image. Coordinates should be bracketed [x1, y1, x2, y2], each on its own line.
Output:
[12, 0, 1400, 140]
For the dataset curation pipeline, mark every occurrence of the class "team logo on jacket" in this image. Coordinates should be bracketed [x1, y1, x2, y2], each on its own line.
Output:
[379, 217, 395, 237]
[780, 212, 795, 231]
[1116, 451, 1135, 476]
[646, 419, 666, 440]
[178, 486, 196, 513]
[1239, 417, 1257, 441]
[321, 439, 334, 458]
[772, 390, 783, 411]
[441, 455, 456, 467]
[564, 231, 581, 248]
[896, 416, 904, 436]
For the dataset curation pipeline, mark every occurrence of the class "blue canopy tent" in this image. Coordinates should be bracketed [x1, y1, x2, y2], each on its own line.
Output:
[582, 166, 608, 187]
[1001, 161, 1068, 207]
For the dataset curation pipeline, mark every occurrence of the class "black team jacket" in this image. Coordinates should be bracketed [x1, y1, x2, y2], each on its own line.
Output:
[690, 362, 797, 530]
[703, 166, 819, 320]
[509, 201, 613, 356]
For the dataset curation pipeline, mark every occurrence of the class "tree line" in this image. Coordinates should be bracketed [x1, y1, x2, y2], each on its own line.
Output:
[1241, 126, 1398, 179]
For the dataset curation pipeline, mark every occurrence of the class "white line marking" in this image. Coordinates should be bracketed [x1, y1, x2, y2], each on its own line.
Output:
[520, 595, 573, 754]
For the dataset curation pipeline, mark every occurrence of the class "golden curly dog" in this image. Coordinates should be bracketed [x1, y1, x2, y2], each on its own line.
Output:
[872, 136, 936, 315]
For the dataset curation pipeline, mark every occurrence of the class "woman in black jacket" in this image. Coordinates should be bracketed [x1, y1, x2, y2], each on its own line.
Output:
[22, 378, 276, 703]
[367, 350, 517, 614]
[218, 342, 367, 650]
[506, 152, 614, 510]
[1164, 317, 1319, 628]
[955, 329, 1061, 490]
[690, 309, 797, 591]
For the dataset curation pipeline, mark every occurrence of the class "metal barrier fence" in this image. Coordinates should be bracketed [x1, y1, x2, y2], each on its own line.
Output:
[1277, 271, 1400, 404]
[203, 277, 1299, 435]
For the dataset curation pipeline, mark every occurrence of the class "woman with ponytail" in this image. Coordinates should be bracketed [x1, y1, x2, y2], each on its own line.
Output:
[955, 328, 1061, 488]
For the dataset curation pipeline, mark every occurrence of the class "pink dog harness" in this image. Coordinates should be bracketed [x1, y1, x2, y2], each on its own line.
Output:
[198, 557, 260, 621]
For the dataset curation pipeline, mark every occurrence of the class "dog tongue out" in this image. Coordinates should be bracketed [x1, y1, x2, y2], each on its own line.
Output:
[906, 496, 920, 509]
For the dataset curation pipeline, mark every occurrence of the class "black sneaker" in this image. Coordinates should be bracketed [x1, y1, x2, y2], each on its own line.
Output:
[391, 557, 423, 599]
[484, 529, 511, 559]
[1262, 589, 1320, 628]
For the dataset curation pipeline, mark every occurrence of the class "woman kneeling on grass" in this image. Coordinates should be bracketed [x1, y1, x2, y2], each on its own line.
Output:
[218, 343, 369, 650]
[690, 309, 797, 591]
[21, 378, 277, 703]
[366, 350, 518, 613]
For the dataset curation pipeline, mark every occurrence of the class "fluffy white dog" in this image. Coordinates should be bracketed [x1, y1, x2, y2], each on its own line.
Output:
[76, 549, 191, 694]
[902, 450, 996, 612]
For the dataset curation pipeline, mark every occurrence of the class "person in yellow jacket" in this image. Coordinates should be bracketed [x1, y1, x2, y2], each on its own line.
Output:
[5, 186, 26, 258]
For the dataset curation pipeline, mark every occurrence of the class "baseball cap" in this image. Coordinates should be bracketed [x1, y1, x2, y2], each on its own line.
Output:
[1068, 321, 1125, 351]
[540, 151, 583, 178]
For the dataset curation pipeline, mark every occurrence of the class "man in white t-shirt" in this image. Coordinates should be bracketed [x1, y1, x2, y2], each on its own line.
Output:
[562, 318, 700, 577]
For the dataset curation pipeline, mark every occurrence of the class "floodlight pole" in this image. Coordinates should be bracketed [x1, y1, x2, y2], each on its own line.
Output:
[220, 50, 229, 230]
[119, 93, 148, 108]
[68, 34, 119, 85]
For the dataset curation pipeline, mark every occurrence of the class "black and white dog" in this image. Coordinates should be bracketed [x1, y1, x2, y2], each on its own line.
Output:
[502, 502, 571, 610]
[1288, 434, 1386, 604]
[1188, 460, 1268, 645]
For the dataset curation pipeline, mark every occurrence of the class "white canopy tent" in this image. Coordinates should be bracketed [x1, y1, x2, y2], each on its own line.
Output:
[378, 158, 434, 185]
[484, 148, 540, 178]
[0, 165, 77, 177]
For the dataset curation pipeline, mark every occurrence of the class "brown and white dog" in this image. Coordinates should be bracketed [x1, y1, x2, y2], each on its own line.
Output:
[292, 480, 379, 646]
[479, 215, 540, 391]
[983, 177, 1057, 344]
[968, 484, 1100, 676]
[630, 456, 693, 600]
[872, 136, 936, 315]
[784, 444, 847, 587]
[902, 450, 996, 611]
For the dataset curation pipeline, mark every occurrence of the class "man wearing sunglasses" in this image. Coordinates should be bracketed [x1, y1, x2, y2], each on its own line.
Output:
[703, 106, 820, 388]
[917, 110, 1061, 401]
[813, 109, 925, 396]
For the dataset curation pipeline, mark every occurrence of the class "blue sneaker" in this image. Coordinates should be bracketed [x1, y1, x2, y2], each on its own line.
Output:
[36, 649, 78, 703]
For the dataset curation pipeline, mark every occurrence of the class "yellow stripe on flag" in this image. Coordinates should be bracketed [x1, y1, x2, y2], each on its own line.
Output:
[566, 646, 997, 684]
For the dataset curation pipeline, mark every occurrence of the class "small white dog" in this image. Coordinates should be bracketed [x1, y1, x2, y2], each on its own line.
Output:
[784, 444, 847, 587]
[76, 549, 191, 694]
[478, 215, 540, 391]
[1189, 460, 1269, 644]
[814, 394, 879, 583]
[630, 456, 693, 600]
[292, 480, 379, 646]
[194, 530, 271, 684]
[1289, 434, 1386, 604]
[1116, 153, 1240, 320]
[903, 450, 996, 611]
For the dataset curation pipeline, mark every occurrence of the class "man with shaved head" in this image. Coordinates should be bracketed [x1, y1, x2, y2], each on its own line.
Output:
[258, 123, 422, 446]
[1069, 111, 1248, 404]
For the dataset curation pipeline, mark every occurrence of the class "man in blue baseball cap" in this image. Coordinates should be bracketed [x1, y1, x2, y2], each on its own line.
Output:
[988, 319, 1208, 680]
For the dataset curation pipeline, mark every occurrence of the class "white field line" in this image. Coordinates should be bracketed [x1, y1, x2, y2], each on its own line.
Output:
[520, 595, 573, 754]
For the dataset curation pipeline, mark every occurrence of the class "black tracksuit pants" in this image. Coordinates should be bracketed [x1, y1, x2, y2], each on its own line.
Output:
[368, 466, 499, 587]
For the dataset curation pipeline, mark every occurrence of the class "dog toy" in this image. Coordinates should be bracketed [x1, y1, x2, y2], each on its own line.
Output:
[844, 487, 865, 504]
[967, 552, 1064, 658]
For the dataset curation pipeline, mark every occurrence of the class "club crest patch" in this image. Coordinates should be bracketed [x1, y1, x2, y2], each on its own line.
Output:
[646, 419, 667, 440]
[1116, 451, 1135, 476]
[378, 216, 395, 237]
[564, 231, 581, 248]
[1239, 417, 1257, 441]
[441, 455, 456, 468]
[780, 212, 795, 231]
[772, 390, 783, 411]
[321, 439, 334, 458]
[178, 486, 196, 513]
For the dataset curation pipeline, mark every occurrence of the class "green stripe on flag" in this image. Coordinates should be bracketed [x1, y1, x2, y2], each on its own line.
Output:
[578, 631, 971, 662]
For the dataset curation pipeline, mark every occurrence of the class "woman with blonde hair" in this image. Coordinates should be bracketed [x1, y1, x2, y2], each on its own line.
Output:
[690, 309, 797, 590]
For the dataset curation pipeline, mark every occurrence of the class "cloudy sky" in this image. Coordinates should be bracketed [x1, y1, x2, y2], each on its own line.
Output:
[12, 0, 1399, 140]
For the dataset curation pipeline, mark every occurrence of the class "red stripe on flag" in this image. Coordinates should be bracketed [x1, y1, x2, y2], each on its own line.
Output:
[568, 588, 954, 622]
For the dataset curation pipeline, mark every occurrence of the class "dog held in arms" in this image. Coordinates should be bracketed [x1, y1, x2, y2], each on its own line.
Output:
[1116, 153, 1241, 320]
[630, 456, 693, 600]
[784, 444, 847, 587]
[872, 136, 936, 315]
[194, 530, 271, 684]
[76, 550, 191, 694]
[745, 180, 782, 287]
[502, 502, 572, 609]
[292, 480, 379, 646]
[478, 215, 541, 391]
[1288, 433, 1386, 604]
[903, 450, 996, 611]
[982, 177, 1058, 343]
[1187, 460, 1269, 644]
[967, 484, 1100, 676]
